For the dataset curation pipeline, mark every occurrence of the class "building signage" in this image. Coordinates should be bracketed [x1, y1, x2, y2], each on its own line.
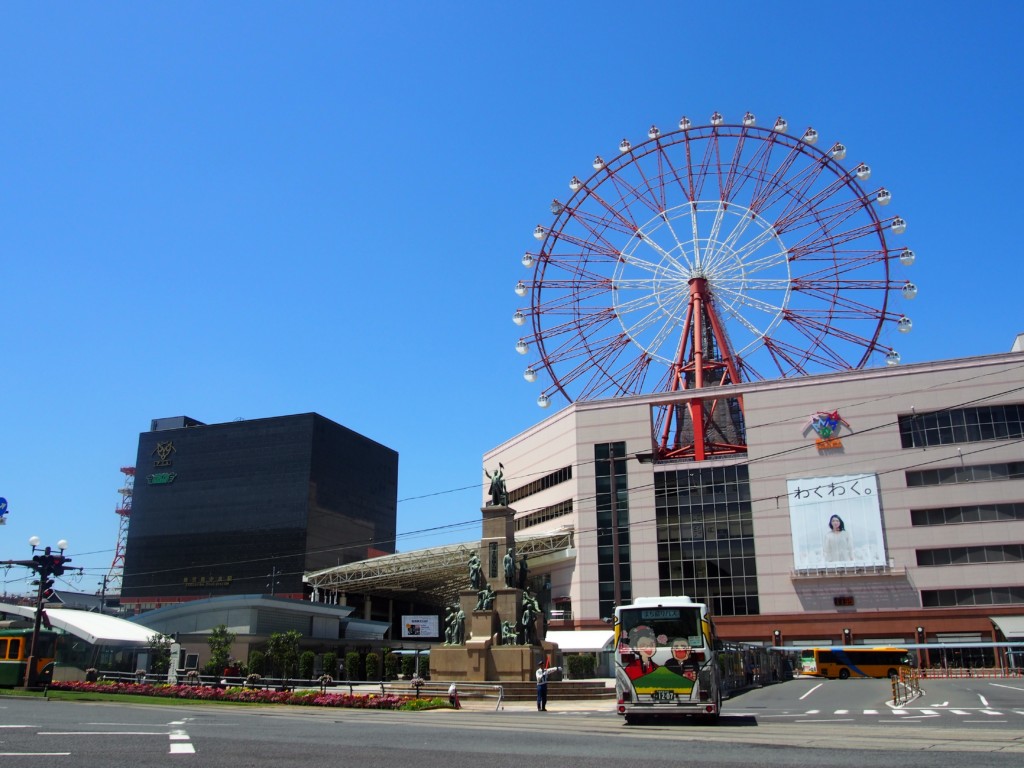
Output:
[786, 474, 886, 570]
[147, 472, 177, 485]
[804, 410, 850, 450]
[402, 615, 439, 638]
[153, 441, 176, 467]
[183, 575, 233, 588]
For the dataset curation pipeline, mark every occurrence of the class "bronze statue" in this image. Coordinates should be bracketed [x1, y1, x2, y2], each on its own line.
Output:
[518, 553, 529, 590]
[468, 552, 483, 590]
[484, 463, 508, 506]
[475, 583, 496, 611]
[521, 589, 542, 645]
[501, 620, 518, 645]
[503, 546, 516, 588]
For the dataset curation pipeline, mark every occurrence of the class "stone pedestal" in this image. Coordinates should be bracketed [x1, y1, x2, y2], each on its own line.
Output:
[429, 505, 559, 682]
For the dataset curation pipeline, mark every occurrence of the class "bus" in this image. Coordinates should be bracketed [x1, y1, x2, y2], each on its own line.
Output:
[0, 628, 58, 687]
[613, 596, 723, 724]
[799, 646, 911, 679]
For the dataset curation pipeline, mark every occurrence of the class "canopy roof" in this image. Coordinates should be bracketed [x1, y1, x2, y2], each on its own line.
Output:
[545, 629, 614, 652]
[990, 615, 1024, 640]
[305, 528, 575, 605]
[0, 602, 156, 645]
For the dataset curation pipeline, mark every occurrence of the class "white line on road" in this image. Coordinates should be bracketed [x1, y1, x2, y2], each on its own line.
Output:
[978, 694, 989, 707]
[799, 683, 823, 700]
[990, 683, 1024, 692]
[0, 753, 70, 757]
[38, 732, 168, 736]
[169, 743, 196, 754]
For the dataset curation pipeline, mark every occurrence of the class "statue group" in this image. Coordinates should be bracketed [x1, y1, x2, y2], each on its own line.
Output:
[484, 464, 508, 507]
[443, 549, 538, 646]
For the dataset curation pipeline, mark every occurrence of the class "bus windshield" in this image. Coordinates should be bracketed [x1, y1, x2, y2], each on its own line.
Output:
[618, 606, 703, 649]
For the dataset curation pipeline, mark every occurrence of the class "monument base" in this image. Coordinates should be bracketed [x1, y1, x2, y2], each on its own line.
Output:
[430, 641, 560, 682]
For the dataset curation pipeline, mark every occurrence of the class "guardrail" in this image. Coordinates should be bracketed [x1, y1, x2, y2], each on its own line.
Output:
[388, 681, 504, 711]
[891, 666, 920, 706]
[918, 667, 1023, 679]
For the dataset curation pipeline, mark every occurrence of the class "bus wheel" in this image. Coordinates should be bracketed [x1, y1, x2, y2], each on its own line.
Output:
[838, 669, 850, 680]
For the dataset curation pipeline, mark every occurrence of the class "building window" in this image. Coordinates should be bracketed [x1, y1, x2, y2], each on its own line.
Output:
[921, 586, 1024, 607]
[906, 462, 1024, 487]
[655, 463, 758, 617]
[507, 465, 572, 504]
[595, 442, 631, 619]
[917, 544, 1024, 566]
[898, 404, 1024, 449]
[515, 499, 573, 531]
[911, 503, 1024, 526]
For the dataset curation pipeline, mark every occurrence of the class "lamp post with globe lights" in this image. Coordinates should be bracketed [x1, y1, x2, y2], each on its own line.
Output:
[1, 536, 78, 687]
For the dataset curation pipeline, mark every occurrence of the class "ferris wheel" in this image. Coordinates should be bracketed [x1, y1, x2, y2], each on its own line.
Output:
[514, 112, 917, 460]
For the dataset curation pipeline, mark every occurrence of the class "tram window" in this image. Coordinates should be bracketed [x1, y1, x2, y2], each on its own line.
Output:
[0, 639, 8, 659]
[8, 638, 21, 658]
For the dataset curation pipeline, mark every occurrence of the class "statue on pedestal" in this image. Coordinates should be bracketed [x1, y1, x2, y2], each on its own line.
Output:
[444, 604, 466, 645]
[518, 553, 529, 590]
[484, 463, 508, 507]
[521, 589, 542, 645]
[501, 620, 518, 645]
[474, 584, 496, 611]
[468, 552, 483, 590]
[503, 545, 516, 588]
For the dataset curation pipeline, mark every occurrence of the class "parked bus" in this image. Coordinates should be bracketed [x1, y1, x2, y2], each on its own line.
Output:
[613, 596, 723, 724]
[0, 628, 58, 687]
[799, 646, 911, 679]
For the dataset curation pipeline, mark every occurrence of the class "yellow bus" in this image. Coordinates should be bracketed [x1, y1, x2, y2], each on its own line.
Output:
[800, 646, 911, 679]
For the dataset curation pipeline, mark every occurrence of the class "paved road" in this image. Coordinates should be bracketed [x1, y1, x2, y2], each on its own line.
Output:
[2, 680, 1023, 768]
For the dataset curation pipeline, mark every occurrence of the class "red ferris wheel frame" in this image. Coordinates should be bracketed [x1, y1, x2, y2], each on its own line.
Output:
[515, 113, 916, 461]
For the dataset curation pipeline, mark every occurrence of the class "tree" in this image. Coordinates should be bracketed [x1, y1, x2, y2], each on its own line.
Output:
[205, 624, 236, 675]
[322, 651, 338, 678]
[365, 651, 380, 681]
[265, 630, 302, 678]
[345, 650, 361, 681]
[146, 634, 172, 675]
[247, 649, 266, 676]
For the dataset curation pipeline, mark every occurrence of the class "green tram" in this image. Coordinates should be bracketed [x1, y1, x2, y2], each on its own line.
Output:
[0, 628, 58, 687]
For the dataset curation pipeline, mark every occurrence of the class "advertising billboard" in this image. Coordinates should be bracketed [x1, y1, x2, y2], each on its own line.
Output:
[786, 474, 886, 569]
[401, 615, 439, 639]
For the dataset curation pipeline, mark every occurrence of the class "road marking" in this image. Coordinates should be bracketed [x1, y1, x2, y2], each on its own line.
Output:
[863, 709, 879, 715]
[978, 694, 989, 707]
[0, 753, 71, 757]
[805, 709, 819, 714]
[39, 731, 168, 736]
[169, 723, 194, 755]
[170, 743, 196, 754]
[931, 701, 949, 706]
[0, 725, 37, 728]
[919, 709, 937, 715]
[990, 683, 1024, 692]
[799, 683, 823, 700]
[980, 710, 1002, 716]
[951, 710, 970, 715]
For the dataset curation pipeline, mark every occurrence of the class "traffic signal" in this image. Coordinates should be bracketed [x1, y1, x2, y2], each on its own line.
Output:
[41, 577, 55, 601]
[51, 555, 68, 576]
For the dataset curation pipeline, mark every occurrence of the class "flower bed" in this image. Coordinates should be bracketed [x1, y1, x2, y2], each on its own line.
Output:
[47, 681, 445, 710]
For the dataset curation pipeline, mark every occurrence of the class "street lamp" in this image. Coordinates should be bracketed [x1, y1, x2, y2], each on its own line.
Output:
[842, 627, 852, 646]
[773, 629, 782, 646]
[7, 536, 73, 688]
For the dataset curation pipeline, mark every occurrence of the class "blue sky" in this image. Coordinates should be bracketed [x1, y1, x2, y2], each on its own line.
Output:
[2, 2, 1021, 596]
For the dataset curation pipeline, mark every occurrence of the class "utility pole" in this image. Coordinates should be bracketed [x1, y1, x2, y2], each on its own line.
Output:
[1, 536, 79, 688]
[267, 565, 280, 597]
[98, 575, 108, 614]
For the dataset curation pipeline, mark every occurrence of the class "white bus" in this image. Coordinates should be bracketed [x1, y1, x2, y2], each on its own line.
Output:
[613, 596, 723, 724]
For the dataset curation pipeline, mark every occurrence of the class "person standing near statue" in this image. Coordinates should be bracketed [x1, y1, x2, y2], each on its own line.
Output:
[484, 463, 508, 506]
[535, 661, 561, 711]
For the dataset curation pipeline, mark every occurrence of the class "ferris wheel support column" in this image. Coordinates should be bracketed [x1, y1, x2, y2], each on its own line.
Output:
[687, 278, 708, 461]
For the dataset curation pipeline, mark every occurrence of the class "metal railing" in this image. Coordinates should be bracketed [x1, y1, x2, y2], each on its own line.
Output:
[891, 666, 920, 706]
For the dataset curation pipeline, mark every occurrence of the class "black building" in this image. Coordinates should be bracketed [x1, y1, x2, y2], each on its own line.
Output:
[121, 413, 398, 610]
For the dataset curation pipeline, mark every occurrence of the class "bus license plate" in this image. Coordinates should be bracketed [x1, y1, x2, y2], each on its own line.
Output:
[653, 690, 676, 703]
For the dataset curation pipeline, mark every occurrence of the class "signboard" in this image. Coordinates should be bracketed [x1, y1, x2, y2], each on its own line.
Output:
[402, 615, 439, 639]
[786, 474, 886, 569]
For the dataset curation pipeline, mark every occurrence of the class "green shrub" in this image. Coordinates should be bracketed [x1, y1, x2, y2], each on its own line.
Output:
[383, 651, 399, 680]
[365, 651, 380, 681]
[345, 651, 361, 681]
[247, 650, 266, 676]
[299, 651, 316, 680]
[401, 654, 416, 679]
[565, 653, 597, 679]
[322, 652, 338, 677]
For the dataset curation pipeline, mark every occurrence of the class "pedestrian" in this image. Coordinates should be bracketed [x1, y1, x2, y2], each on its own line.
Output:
[535, 661, 561, 711]
[448, 681, 461, 709]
